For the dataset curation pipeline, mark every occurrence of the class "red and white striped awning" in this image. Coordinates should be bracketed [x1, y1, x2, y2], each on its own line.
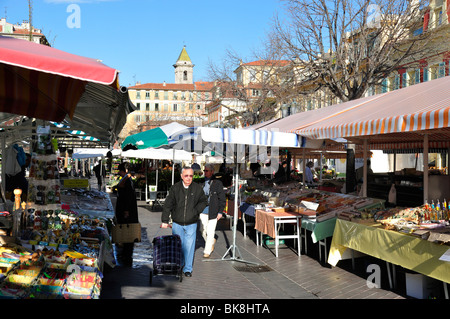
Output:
[0, 35, 119, 122]
[293, 75, 450, 143]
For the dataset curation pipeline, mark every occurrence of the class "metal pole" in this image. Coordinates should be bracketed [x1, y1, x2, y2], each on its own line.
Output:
[204, 154, 259, 265]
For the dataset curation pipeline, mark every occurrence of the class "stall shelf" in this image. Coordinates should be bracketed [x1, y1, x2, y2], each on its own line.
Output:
[328, 218, 450, 297]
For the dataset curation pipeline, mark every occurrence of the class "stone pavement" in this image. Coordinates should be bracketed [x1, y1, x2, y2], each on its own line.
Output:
[99, 197, 407, 302]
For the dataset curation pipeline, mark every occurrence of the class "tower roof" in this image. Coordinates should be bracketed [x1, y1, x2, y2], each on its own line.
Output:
[176, 46, 191, 63]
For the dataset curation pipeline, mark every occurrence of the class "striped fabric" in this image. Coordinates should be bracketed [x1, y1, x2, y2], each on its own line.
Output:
[292, 76, 450, 142]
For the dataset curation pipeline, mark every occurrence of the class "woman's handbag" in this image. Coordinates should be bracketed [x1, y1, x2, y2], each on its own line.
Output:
[111, 223, 142, 243]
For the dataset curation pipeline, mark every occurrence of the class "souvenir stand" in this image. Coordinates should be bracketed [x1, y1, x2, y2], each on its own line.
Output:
[0, 36, 133, 299]
[0, 126, 113, 299]
[293, 75, 450, 298]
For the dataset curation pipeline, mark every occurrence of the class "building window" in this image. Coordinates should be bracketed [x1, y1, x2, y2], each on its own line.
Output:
[252, 89, 260, 96]
[145, 91, 150, 99]
[146, 103, 150, 111]
[173, 104, 178, 112]
[155, 91, 159, 99]
[381, 79, 388, 93]
[164, 91, 168, 100]
[189, 104, 193, 110]
[136, 102, 141, 110]
[183, 71, 188, 81]
[415, 69, 421, 84]
[136, 91, 141, 99]
[164, 104, 168, 112]
[155, 103, 159, 111]
[438, 62, 446, 78]
[423, 67, 429, 82]
[135, 114, 141, 123]
[401, 73, 407, 88]
[394, 74, 400, 90]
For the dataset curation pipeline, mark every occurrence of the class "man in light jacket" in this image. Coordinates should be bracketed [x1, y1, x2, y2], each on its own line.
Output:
[200, 164, 226, 258]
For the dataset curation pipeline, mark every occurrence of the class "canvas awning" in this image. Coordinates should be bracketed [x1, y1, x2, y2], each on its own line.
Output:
[0, 35, 120, 123]
[293, 75, 450, 148]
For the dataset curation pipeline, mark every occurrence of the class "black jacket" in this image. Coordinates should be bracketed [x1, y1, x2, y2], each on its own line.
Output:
[203, 178, 226, 220]
[115, 174, 139, 224]
[162, 181, 208, 225]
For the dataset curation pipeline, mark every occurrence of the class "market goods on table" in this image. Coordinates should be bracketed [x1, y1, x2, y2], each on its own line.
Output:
[284, 190, 382, 222]
[241, 181, 383, 222]
[340, 199, 450, 244]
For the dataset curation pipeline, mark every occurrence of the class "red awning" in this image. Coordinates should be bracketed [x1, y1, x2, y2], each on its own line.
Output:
[0, 35, 119, 122]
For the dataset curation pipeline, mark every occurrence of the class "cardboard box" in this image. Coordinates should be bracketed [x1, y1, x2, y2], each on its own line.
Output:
[405, 273, 441, 299]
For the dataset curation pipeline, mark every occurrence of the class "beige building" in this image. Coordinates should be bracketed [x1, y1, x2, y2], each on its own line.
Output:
[120, 47, 214, 139]
[0, 18, 49, 45]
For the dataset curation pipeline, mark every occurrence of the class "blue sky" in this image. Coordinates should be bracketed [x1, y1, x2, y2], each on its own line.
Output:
[3, 0, 284, 87]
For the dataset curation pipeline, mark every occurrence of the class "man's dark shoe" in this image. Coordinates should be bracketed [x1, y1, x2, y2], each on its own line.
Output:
[184, 272, 192, 277]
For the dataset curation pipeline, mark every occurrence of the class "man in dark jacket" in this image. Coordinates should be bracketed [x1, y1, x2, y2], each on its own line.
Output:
[200, 164, 226, 258]
[161, 167, 207, 277]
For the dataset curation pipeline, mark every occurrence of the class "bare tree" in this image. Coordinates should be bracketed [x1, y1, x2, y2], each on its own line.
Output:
[270, 0, 434, 102]
[207, 46, 291, 126]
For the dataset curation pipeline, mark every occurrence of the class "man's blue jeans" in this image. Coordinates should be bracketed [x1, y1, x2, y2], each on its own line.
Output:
[172, 222, 197, 273]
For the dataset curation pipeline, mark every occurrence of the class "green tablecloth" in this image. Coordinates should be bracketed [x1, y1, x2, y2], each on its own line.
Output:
[301, 217, 337, 243]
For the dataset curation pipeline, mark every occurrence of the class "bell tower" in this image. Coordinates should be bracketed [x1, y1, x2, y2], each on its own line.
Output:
[174, 46, 194, 84]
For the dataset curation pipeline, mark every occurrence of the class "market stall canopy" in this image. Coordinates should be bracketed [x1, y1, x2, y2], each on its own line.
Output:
[60, 83, 135, 146]
[168, 126, 303, 149]
[248, 94, 382, 134]
[121, 122, 188, 151]
[0, 35, 120, 122]
[293, 75, 450, 150]
[121, 148, 194, 161]
[72, 147, 110, 159]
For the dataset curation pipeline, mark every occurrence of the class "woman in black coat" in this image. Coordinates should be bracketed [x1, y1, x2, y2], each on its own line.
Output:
[115, 162, 139, 266]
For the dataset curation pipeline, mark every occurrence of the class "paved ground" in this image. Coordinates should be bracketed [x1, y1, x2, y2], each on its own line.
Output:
[99, 196, 409, 303]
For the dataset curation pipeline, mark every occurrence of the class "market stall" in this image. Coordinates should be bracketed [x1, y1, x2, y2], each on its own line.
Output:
[282, 75, 450, 298]
[0, 36, 132, 299]
[240, 183, 385, 260]
[328, 207, 450, 298]
[0, 128, 111, 299]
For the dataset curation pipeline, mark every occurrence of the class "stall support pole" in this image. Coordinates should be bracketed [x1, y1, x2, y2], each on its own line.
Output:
[363, 139, 368, 197]
[423, 134, 429, 204]
[302, 148, 306, 187]
[204, 160, 260, 266]
[1, 135, 5, 196]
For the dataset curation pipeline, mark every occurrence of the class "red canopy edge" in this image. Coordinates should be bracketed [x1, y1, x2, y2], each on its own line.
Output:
[0, 35, 119, 85]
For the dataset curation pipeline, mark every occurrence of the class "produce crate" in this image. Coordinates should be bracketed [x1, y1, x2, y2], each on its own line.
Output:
[29, 285, 64, 299]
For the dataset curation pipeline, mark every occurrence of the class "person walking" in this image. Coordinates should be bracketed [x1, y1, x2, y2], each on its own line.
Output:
[115, 162, 139, 266]
[200, 164, 226, 258]
[93, 161, 105, 190]
[161, 167, 208, 277]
